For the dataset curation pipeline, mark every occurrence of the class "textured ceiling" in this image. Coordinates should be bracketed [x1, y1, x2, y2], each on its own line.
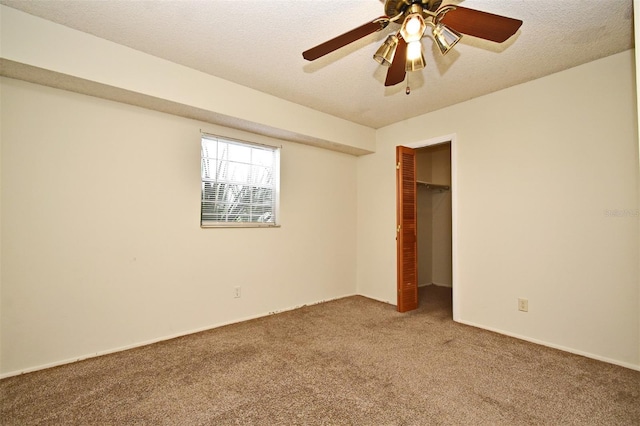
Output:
[0, 0, 634, 129]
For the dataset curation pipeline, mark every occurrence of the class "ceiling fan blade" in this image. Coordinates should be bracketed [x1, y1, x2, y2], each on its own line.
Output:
[440, 6, 522, 43]
[384, 35, 407, 87]
[303, 17, 389, 61]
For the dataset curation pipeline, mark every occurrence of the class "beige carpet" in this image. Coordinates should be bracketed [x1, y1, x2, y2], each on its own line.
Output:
[2, 285, 639, 425]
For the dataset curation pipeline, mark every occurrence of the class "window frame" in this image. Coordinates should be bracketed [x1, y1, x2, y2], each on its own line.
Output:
[200, 133, 281, 228]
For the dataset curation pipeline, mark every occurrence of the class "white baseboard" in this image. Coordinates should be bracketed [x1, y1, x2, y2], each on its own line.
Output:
[6, 293, 636, 378]
[455, 318, 640, 372]
[0, 293, 358, 379]
[359, 294, 395, 305]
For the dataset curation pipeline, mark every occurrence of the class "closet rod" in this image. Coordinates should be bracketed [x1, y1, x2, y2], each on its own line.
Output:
[416, 181, 450, 192]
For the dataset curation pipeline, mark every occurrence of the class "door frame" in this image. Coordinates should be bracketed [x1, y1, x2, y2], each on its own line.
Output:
[400, 133, 459, 321]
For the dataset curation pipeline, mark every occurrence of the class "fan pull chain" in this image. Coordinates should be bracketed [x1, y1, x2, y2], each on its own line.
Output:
[405, 74, 411, 95]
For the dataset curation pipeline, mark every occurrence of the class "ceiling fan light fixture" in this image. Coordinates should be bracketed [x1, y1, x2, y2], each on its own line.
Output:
[399, 5, 426, 43]
[302, 0, 523, 89]
[405, 41, 425, 72]
[432, 22, 462, 56]
[373, 34, 399, 66]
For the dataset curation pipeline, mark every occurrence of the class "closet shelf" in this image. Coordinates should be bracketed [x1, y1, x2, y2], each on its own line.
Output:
[417, 181, 450, 192]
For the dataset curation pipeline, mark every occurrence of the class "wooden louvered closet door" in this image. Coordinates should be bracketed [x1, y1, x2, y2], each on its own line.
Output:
[396, 146, 418, 312]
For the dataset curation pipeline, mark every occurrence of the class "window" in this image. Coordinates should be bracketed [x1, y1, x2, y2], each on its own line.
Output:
[201, 134, 280, 227]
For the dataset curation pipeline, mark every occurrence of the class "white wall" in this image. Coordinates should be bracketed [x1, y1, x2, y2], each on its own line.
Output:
[1, 3, 637, 375]
[0, 78, 3, 371]
[634, 0, 640, 369]
[0, 77, 358, 376]
[357, 50, 640, 369]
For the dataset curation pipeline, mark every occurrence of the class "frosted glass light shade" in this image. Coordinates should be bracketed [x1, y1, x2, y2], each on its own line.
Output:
[405, 41, 425, 71]
[433, 23, 462, 55]
[373, 34, 399, 66]
[400, 13, 426, 43]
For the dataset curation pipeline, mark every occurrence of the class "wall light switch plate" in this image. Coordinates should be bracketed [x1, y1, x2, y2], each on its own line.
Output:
[518, 298, 528, 312]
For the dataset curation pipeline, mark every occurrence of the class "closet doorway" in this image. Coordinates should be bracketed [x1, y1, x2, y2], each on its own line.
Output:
[416, 143, 452, 294]
[396, 136, 456, 317]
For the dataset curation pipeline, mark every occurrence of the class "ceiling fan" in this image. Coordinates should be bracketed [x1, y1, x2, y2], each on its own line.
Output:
[302, 0, 522, 88]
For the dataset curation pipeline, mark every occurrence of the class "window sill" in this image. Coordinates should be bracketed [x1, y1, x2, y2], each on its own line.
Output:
[201, 223, 281, 229]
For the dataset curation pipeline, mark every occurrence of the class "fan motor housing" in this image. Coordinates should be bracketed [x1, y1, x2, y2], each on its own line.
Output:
[384, 0, 443, 17]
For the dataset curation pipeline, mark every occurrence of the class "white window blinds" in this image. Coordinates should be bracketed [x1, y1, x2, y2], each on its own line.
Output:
[201, 134, 280, 227]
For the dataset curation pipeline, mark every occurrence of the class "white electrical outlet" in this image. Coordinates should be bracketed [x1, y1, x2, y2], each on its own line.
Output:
[518, 298, 528, 312]
[234, 286, 241, 298]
